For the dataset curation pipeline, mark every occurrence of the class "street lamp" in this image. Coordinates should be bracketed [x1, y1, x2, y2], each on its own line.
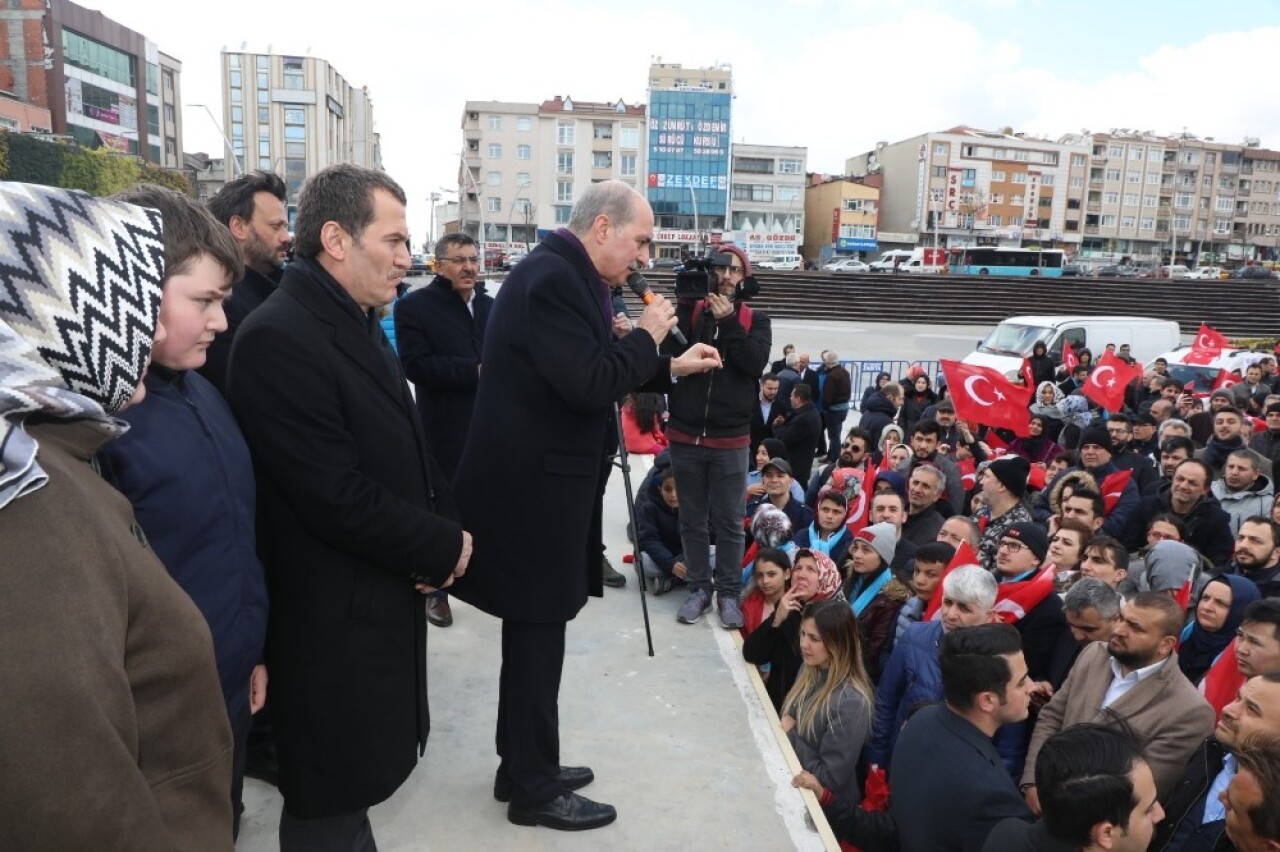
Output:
[458, 153, 486, 273]
[687, 184, 701, 254]
[189, 103, 243, 177]
[429, 192, 441, 247]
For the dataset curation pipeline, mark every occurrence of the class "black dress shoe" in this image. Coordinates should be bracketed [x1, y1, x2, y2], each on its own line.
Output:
[601, 557, 627, 588]
[426, 596, 453, 627]
[493, 765, 594, 802]
[508, 792, 616, 831]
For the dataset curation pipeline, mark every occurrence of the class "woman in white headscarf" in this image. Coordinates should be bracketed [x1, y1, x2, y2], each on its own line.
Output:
[0, 183, 233, 848]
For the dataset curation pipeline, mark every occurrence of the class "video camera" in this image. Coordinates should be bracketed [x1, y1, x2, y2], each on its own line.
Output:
[673, 250, 761, 302]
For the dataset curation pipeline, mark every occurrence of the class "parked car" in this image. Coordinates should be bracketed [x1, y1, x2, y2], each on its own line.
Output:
[868, 249, 915, 272]
[409, 254, 432, 275]
[1094, 265, 1139, 278]
[1230, 265, 1277, 280]
[1061, 262, 1083, 277]
[650, 257, 682, 269]
[484, 247, 506, 270]
[823, 258, 870, 273]
[1186, 266, 1225, 280]
[504, 252, 527, 269]
[755, 254, 804, 271]
[1150, 345, 1272, 395]
[1158, 264, 1192, 279]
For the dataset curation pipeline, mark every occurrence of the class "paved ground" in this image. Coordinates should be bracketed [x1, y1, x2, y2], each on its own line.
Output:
[236, 319, 990, 850]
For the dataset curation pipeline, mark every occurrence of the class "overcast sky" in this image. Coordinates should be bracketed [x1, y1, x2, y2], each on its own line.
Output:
[86, 0, 1280, 244]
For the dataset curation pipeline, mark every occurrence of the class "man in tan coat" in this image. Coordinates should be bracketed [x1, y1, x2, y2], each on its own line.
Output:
[1021, 592, 1215, 814]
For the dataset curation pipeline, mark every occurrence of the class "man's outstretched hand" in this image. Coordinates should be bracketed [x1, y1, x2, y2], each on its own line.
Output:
[671, 343, 723, 376]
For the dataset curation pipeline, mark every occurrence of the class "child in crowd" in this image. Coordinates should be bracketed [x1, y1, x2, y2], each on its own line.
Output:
[1045, 517, 1091, 592]
[785, 600, 875, 808]
[793, 488, 851, 566]
[620, 392, 668, 455]
[740, 547, 792, 638]
[844, 522, 908, 682]
[636, 466, 684, 595]
[893, 541, 956, 645]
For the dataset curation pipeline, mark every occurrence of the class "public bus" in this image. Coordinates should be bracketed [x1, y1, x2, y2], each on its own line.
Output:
[948, 247, 1066, 277]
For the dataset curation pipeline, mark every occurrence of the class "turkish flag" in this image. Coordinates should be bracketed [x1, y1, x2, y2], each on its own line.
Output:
[1099, 469, 1133, 516]
[956, 456, 977, 491]
[1184, 349, 1218, 366]
[1199, 639, 1245, 721]
[985, 429, 1010, 453]
[1081, 352, 1143, 412]
[1213, 369, 1240, 392]
[923, 540, 980, 620]
[1194, 323, 1230, 354]
[1062, 340, 1079, 373]
[843, 467, 876, 536]
[1020, 358, 1036, 389]
[992, 565, 1056, 624]
[940, 360, 1033, 436]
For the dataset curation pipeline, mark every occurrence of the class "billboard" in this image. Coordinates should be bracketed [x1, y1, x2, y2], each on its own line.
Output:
[646, 89, 731, 221]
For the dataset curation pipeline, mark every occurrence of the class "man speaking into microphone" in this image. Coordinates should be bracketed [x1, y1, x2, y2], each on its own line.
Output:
[668, 243, 773, 629]
[450, 181, 721, 831]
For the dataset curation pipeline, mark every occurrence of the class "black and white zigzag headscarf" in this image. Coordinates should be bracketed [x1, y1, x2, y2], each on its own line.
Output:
[0, 182, 164, 509]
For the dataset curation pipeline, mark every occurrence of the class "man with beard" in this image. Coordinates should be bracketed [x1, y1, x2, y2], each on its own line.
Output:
[1150, 674, 1280, 852]
[1221, 734, 1280, 852]
[1021, 593, 1215, 814]
[202, 170, 292, 394]
[1200, 406, 1275, 481]
[805, 427, 872, 506]
[1213, 450, 1275, 536]
[1044, 425, 1141, 540]
[1131, 412, 1161, 457]
[771, 383, 822, 488]
[934, 400, 988, 463]
[976, 456, 1034, 572]
[1147, 435, 1197, 496]
[395, 233, 496, 627]
[1106, 414, 1159, 495]
[898, 419, 964, 515]
[1250, 402, 1280, 470]
[1220, 517, 1280, 599]
[750, 373, 785, 449]
[1127, 459, 1234, 565]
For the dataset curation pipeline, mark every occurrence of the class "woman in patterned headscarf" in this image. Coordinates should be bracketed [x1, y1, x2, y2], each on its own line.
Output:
[0, 183, 233, 848]
[742, 546, 846, 710]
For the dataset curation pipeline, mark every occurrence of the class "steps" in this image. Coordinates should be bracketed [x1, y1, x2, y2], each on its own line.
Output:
[621, 272, 1280, 338]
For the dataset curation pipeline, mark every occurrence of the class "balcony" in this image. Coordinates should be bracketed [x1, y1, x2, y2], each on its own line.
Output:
[1159, 184, 1174, 195]
[1162, 161, 1176, 173]
[1238, 186, 1251, 197]
[1091, 155, 1107, 165]
[1218, 186, 1236, 197]
[1088, 178, 1104, 189]
[1154, 230, 1170, 240]
[1221, 163, 1240, 174]
[1086, 202, 1101, 213]
[464, 127, 482, 142]
[1084, 225, 1100, 235]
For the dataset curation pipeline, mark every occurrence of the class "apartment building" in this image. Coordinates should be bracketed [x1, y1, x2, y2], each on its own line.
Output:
[724, 143, 807, 261]
[802, 175, 881, 264]
[458, 96, 646, 251]
[219, 51, 381, 222]
[846, 127, 1090, 252]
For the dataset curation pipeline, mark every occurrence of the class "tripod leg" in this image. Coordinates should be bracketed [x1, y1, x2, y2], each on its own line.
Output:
[612, 402, 654, 657]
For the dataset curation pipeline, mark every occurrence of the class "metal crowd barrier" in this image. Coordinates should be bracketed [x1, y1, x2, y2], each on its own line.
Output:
[845, 359, 942, 410]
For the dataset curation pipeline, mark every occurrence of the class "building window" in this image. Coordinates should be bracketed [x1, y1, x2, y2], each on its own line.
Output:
[517, 144, 531, 160]
[230, 70, 242, 88]
[556, 181, 573, 203]
[61, 29, 136, 87]
[1040, 175, 1054, 186]
[1101, 215, 1117, 226]
[557, 152, 574, 174]
[486, 171, 501, 186]
[284, 108, 305, 125]
[488, 115, 502, 130]
[487, 143, 502, 158]
[620, 154, 636, 178]
[990, 193, 1004, 204]
[487, 196, 501, 213]
[285, 142, 305, 157]
[934, 143, 947, 155]
[516, 171, 530, 186]
[259, 140, 270, 157]
[962, 168, 976, 186]
[731, 184, 773, 202]
[1130, 147, 1144, 160]
[259, 107, 270, 123]
[735, 157, 773, 174]
[1012, 173, 1027, 184]
[517, 116, 532, 132]
[1109, 145, 1124, 158]
[557, 121, 575, 146]
[1104, 192, 1119, 204]
[1123, 193, 1138, 206]
[932, 166, 947, 177]
[992, 170, 1006, 182]
[282, 57, 304, 90]
[1139, 218, 1154, 230]
[620, 126, 638, 148]
[1145, 173, 1160, 184]
[778, 159, 803, 174]
[592, 151, 612, 169]
[776, 186, 801, 202]
[1125, 172, 1141, 184]
[1072, 154, 1086, 166]
[555, 205, 571, 224]
[1011, 195, 1024, 205]
[1215, 197, 1233, 212]
[1106, 169, 1121, 181]
[1120, 216, 1136, 229]
[257, 71, 269, 89]
[592, 122, 613, 140]
[1143, 195, 1157, 207]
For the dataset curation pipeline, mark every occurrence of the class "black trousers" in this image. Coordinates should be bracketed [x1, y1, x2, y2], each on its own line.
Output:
[279, 807, 376, 852]
[230, 702, 252, 839]
[495, 619, 567, 808]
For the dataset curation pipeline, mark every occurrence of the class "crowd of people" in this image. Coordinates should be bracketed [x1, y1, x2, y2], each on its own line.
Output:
[627, 312, 1280, 849]
[4, 166, 1280, 851]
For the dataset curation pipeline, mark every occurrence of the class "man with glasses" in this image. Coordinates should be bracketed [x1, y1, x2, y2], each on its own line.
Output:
[395, 232, 495, 627]
[805, 428, 872, 506]
[668, 243, 773, 629]
[1106, 413, 1159, 496]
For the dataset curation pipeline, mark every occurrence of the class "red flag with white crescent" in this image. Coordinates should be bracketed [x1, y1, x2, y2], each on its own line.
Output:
[1082, 352, 1143, 412]
[842, 467, 875, 536]
[1062, 341, 1079, 372]
[939, 360, 1033, 436]
[992, 565, 1056, 624]
[1199, 639, 1245, 722]
[957, 456, 977, 491]
[1194, 323, 1230, 354]
[1099, 469, 1133, 516]
[1213, 369, 1239, 392]
[1021, 358, 1035, 389]
[923, 540, 980, 621]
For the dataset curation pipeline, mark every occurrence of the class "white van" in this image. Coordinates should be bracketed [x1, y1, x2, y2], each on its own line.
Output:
[901, 249, 945, 274]
[754, 254, 803, 271]
[962, 315, 1181, 377]
[868, 250, 914, 272]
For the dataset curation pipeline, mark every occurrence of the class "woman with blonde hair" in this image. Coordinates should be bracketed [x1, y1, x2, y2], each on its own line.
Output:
[784, 599, 875, 807]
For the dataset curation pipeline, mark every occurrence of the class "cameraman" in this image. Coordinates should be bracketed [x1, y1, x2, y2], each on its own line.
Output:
[666, 245, 772, 628]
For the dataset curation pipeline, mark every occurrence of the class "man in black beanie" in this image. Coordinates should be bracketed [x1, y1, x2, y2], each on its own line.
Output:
[976, 455, 1034, 572]
[1039, 424, 1141, 540]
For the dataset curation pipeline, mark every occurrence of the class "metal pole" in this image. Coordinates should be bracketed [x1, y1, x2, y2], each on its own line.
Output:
[688, 184, 700, 255]
[459, 155, 485, 273]
[190, 103, 243, 177]
[610, 401, 654, 656]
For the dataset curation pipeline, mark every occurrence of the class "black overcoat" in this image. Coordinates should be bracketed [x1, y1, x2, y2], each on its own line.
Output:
[227, 258, 463, 818]
[394, 275, 493, 478]
[450, 231, 668, 622]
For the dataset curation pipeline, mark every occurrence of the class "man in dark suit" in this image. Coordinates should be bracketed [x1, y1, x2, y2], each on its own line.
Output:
[449, 181, 720, 831]
[200, 170, 292, 395]
[228, 165, 471, 850]
[750, 373, 784, 450]
[394, 232, 494, 628]
[890, 623, 1034, 852]
[772, 382, 822, 487]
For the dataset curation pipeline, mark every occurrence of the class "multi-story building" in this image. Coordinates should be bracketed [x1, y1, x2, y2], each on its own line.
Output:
[646, 62, 732, 259]
[802, 174, 881, 264]
[458, 95, 646, 254]
[1072, 130, 1280, 266]
[846, 126, 1090, 253]
[724, 143, 807, 261]
[183, 151, 225, 204]
[1, 0, 181, 166]
[218, 51, 381, 223]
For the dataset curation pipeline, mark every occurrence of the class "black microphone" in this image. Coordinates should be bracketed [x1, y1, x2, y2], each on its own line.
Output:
[626, 271, 687, 346]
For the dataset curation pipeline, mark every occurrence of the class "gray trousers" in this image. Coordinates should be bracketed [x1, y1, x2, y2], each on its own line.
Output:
[668, 442, 749, 596]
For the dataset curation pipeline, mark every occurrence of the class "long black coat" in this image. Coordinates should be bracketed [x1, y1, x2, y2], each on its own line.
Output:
[227, 258, 464, 818]
[450, 231, 669, 622]
[394, 275, 493, 478]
